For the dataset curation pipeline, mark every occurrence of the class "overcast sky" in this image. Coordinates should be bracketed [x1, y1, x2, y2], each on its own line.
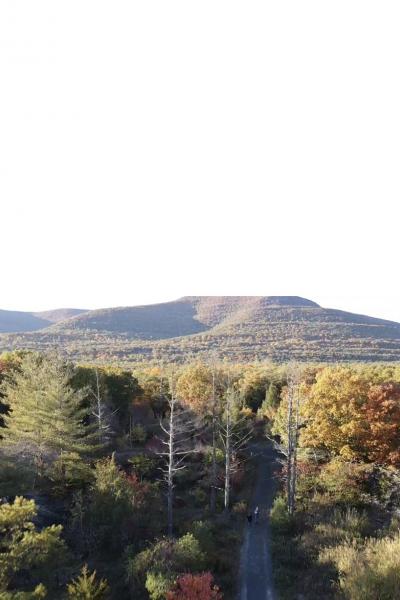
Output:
[1, 1, 400, 322]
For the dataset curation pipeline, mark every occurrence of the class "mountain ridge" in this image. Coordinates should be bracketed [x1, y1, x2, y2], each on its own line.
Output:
[1, 296, 400, 363]
[0, 308, 89, 333]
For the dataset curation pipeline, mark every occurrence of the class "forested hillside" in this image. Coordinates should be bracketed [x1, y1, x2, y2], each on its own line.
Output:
[1, 296, 400, 363]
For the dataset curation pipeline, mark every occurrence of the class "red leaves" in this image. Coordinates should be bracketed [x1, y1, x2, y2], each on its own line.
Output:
[167, 573, 223, 600]
[361, 383, 400, 467]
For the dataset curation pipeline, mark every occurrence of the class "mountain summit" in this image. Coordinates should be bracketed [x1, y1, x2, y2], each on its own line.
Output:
[1, 296, 400, 363]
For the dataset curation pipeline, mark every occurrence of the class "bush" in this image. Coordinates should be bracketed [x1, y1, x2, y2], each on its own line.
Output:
[130, 424, 147, 445]
[127, 533, 206, 592]
[145, 572, 173, 600]
[318, 458, 371, 504]
[232, 500, 248, 516]
[320, 532, 400, 599]
[128, 454, 156, 479]
[189, 486, 208, 508]
[166, 572, 223, 600]
[47, 452, 94, 494]
[270, 495, 294, 534]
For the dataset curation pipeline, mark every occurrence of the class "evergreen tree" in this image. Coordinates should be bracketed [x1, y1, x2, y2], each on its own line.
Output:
[265, 382, 280, 409]
[67, 565, 109, 599]
[0, 496, 66, 594]
[1, 354, 96, 486]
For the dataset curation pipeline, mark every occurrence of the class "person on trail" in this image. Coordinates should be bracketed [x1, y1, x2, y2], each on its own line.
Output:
[254, 506, 259, 522]
[247, 513, 253, 524]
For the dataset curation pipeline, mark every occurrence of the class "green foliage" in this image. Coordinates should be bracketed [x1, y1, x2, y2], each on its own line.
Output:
[189, 486, 208, 508]
[128, 454, 156, 479]
[0, 497, 66, 594]
[270, 495, 294, 534]
[145, 572, 173, 600]
[318, 458, 371, 504]
[128, 533, 206, 593]
[1, 354, 96, 489]
[85, 456, 135, 550]
[129, 423, 147, 444]
[0, 583, 47, 599]
[47, 451, 94, 494]
[67, 565, 109, 599]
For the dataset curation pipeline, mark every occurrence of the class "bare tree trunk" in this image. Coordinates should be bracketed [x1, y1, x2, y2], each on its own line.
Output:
[292, 383, 301, 512]
[158, 371, 198, 536]
[210, 368, 217, 513]
[220, 386, 252, 515]
[167, 387, 175, 537]
[286, 379, 293, 515]
[224, 391, 231, 512]
[286, 364, 301, 516]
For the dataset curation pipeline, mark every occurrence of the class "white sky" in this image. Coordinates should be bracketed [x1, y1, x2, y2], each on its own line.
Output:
[1, 1, 400, 322]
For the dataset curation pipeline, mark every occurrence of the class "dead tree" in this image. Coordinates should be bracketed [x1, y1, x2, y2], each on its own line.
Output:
[219, 386, 252, 513]
[286, 364, 302, 515]
[158, 372, 199, 536]
[90, 369, 115, 446]
[208, 356, 222, 513]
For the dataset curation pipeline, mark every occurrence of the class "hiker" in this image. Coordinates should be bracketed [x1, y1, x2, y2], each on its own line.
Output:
[247, 513, 253, 524]
[254, 506, 259, 522]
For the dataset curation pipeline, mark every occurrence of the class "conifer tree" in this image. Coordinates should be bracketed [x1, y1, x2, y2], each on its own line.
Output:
[1, 353, 95, 486]
[67, 565, 109, 599]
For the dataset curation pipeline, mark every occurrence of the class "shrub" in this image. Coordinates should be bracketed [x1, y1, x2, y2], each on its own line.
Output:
[0, 497, 66, 593]
[232, 500, 248, 516]
[130, 424, 147, 445]
[320, 532, 400, 599]
[128, 533, 205, 590]
[189, 486, 208, 508]
[166, 572, 223, 600]
[318, 458, 371, 504]
[270, 495, 294, 534]
[315, 507, 369, 545]
[67, 565, 109, 599]
[145, 572, 174, 600]
[128, 454, 156, 479]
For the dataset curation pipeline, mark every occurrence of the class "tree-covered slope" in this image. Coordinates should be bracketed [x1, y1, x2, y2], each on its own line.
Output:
[1, 296, 400, 363]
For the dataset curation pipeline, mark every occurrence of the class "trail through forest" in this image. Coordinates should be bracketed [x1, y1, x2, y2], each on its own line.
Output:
[238, 442, 277, 600]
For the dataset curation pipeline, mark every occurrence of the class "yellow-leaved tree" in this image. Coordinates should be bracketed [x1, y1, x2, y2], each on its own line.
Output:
[301, 366, 369, 460]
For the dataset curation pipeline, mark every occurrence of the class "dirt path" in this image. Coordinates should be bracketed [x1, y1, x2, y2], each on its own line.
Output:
[238, 443, 277, 600]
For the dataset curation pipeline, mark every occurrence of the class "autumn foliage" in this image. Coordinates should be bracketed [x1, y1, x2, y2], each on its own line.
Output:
[361, 383, 400, 466]
[297, 367, 400, 467]
[167, 573, 223, 600]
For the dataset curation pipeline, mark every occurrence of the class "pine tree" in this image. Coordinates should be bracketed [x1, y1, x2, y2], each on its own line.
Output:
[1, 354, 96, 487]
[0, 496, 66, 593]
[67, 565, 109, 599]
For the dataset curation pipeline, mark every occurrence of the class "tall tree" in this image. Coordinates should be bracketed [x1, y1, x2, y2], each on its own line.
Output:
[285, 364, 302, 515]
[219, 386, 252, 513]
[176, 360, 221, 512]
[159, 371, 199, 536]
[1, 354, 94, 486]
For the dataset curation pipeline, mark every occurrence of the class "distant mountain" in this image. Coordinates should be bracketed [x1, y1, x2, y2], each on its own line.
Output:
[1, 296, 400, 362]
[0, 308, 89, 333]
[33, 308, 90, 324]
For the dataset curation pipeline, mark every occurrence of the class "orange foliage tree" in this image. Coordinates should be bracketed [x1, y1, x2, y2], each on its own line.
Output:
[361, 383, 400, 466]
[167, 573, 222, 600]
